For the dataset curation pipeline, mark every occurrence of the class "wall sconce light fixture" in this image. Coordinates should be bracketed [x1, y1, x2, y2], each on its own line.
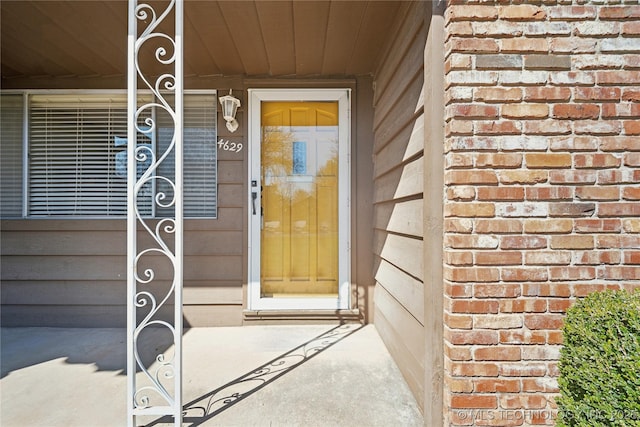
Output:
[219, 89, 241, 133]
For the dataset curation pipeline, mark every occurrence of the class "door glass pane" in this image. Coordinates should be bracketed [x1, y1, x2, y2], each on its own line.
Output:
[261, 101, 339, 298]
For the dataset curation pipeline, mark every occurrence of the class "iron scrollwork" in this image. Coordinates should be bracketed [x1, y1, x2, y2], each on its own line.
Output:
[128, 0, 183, 425]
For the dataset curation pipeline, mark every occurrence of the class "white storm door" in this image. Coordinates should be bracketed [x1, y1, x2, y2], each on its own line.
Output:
[248, 89, 350, 311]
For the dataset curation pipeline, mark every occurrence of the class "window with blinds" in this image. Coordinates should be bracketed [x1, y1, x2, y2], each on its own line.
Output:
[24, 92, 217, 218]
[0, 94, 24, 217]
[157, 94, 218, 218]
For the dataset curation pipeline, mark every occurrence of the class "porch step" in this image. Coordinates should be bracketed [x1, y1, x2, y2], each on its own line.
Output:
[243, 308, 362, 323]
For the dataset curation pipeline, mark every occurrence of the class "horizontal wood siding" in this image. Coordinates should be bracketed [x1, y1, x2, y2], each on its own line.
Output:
[0, 214, 244, 327]
[372, 1, 427, 411]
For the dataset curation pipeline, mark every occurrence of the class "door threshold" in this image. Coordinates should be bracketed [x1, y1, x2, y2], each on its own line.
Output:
[243, 309, 361, 324]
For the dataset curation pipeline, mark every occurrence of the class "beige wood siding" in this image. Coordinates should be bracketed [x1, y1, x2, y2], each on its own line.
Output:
[372, 0, 427, 409]
[1, 216, 244, 327]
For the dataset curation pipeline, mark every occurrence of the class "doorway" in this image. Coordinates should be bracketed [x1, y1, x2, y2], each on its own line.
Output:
[248, 89, 351, 310]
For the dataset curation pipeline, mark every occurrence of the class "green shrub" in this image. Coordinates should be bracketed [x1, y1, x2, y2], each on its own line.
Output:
[556, 289, 640, 427]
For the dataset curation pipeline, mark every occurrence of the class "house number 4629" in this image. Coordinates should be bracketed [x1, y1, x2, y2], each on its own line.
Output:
[217, 138, 243, 153]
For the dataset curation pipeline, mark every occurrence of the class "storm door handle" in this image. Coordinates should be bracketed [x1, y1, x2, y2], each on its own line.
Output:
[252, 192, 257, 215]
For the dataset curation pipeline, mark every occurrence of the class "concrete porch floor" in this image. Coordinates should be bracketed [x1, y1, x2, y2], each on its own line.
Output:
[1, 324, 423, 427]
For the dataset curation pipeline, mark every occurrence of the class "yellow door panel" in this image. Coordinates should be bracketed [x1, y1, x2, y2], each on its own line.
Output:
[260, 101, 339, 297]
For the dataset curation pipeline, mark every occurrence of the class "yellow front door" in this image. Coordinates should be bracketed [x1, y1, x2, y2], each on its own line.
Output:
[260, 101, 339, 298]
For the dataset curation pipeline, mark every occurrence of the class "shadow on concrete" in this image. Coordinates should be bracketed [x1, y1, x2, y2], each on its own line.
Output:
[145, 323, 363, 427]
[0, 325, 179, 379]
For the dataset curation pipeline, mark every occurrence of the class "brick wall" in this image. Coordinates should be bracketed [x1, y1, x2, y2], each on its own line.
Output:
[443, 2, 640, 426]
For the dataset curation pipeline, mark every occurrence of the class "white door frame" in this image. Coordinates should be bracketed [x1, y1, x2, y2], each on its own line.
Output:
[247, 88, 351, 311]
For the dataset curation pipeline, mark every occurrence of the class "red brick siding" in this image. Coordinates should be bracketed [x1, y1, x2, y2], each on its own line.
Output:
[444, 2, 640, 426]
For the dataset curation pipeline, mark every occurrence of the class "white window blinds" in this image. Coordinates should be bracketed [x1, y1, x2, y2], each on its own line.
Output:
[0, 94, 24, 217]
[157, 94, 218, 218]
[26, 92, 217, 218]
[28, 94, 131, 216]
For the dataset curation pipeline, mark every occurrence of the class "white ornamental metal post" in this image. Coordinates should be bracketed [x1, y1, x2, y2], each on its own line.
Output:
[127, 0, 183, 425]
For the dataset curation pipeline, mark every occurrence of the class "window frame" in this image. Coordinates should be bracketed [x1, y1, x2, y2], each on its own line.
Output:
[1, 89, 218, 219]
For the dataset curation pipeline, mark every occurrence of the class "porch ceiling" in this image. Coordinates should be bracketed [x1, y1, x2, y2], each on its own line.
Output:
[1, 0, 403, 83]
